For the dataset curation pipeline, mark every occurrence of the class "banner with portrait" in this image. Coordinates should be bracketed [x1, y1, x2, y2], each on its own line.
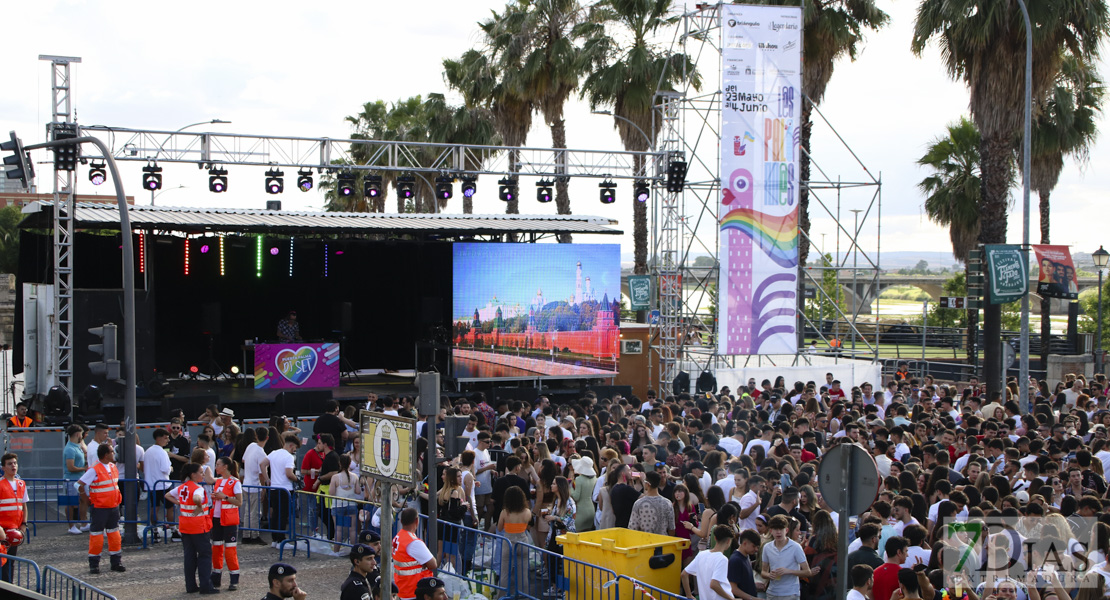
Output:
[717, 3, 803, 356]
[1033, 245, 1079, 299]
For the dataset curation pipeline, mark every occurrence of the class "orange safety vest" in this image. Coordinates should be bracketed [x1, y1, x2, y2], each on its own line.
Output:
[177, 481, 212, 534]
[392, 529, 432, 599]
[89, 462, 122, 509]
[213, 477, 239, 526]
[0, 479, 24, 529]
[6, 416, 30, 428]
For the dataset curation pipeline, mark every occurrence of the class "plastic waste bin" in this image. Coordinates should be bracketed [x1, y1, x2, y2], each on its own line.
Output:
[558, 528, 688, 600]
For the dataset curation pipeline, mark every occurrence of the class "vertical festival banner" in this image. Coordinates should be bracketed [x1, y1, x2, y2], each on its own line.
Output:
[1033, 245, 1079, 300]
[718, 4, 802, 355]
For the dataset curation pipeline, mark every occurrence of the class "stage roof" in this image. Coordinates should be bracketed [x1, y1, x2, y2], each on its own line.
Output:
[19, 201, 623, 237]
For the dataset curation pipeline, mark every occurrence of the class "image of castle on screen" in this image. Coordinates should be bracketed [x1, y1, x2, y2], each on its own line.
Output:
[451, 243, 621, 380]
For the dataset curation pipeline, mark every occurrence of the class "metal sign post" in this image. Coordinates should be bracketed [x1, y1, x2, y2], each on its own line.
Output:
[360, 411, 418, 594]
[417, 372, 440, 571]
[818, 444, 880, 600]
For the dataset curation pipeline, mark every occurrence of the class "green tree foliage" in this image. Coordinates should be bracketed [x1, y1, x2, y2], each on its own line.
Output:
[0, 205, 21, 274]
[804, 253, 846, 325]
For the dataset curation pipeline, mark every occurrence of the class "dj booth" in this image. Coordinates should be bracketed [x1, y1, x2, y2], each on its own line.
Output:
[248, 341, 342, 390]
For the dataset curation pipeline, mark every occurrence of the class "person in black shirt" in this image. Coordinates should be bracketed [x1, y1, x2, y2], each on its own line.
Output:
[316, 433, 342, 541]
[608, 465, 642, 529]
[265, 562, 307, 600]
[846, 523, 884, 572]
[728, 529, 763, 600]
[314, 400, 347, 446]
[491, 456, 530, 526]
[764, 486, 809, 532]
[167, 419, 191, 481]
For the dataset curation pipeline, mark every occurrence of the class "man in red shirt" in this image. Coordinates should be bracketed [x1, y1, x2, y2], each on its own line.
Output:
[300, 435, 326, 533]
[871, 536, 908, 600]
[827, 380, 846, 401]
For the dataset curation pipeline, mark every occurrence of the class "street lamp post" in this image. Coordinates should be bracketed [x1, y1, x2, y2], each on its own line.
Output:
[151, 119, 230, 205]
[590, 110, 653, 152]
[1094, 246, 1109, 374]
[850, 209, 863, 357]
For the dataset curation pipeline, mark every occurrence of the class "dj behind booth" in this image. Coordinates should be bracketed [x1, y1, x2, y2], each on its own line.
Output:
[243, 310, 342, 391]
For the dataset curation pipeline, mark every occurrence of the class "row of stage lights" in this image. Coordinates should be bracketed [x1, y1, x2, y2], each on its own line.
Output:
[91, 162, 689, 203]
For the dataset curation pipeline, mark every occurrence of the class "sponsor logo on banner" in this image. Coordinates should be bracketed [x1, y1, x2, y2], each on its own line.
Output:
[718, 4, 802, 356]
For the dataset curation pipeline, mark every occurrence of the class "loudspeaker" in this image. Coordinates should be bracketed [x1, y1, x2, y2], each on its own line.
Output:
[275, 389, 333, 417]
[332, 302, 353, 334]
[201, 303, 222, 335]
[266, 200, 282, 211]
[673, 371, 690, 396]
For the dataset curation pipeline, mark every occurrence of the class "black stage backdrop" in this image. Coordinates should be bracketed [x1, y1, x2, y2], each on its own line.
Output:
[16, 231, 452, 391]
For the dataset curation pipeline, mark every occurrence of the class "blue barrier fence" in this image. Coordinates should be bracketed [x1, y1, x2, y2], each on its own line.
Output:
[617, 575, 684, 600]
[144, 480, 294, 546]
[3, 554, 42, 595]
[284, 489, 375, 559]
[40, 565, 116, 600]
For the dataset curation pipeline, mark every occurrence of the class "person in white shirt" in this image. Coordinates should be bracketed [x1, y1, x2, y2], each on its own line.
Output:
[267, 434, 300, 546]
[738, 476, 765, 531]
[683, 525, 736, 600]
[241, 427, 270, 544]
[87, 424, 112, 472]
[144, 428, 173, 537]
[847, 564, 874, 600]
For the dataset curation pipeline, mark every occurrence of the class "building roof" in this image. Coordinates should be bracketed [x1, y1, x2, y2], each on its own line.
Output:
[19, 201, 622, 237]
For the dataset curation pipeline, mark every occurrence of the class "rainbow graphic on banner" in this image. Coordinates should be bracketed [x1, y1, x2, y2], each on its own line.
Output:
[720, 208, 799, 268]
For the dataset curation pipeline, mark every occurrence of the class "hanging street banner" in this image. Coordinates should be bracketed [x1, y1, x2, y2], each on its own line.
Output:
[628, 275, 652, 311]
[718, 3, 802, 356]
[984, 244, 1028, 305]
[1033, 244, 1079, 299]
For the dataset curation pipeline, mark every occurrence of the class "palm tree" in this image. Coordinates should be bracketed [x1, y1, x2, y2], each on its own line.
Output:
[444, 4, 534, 215]
[919, 117, 986, 360]
[487, 0, 589, 240]
[913, 0, 1108, 396]
[579, 0, 700, 277]
[756, 0, 889, 270]
[424, 93, 502, 213]
[1024, 52, 1104, 367]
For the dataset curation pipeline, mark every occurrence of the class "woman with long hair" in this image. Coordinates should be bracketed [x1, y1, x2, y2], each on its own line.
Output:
[190, 447, 216, 484]
[596, 460, 621, 530]
[684, 474, 707, 507]
[210, 456, 243, 591]
[569, 457, 597, 533]
[330, 454, 363, 549]
[497, 486, 532, 600]
[216, 423, 238, 460]
[673, 483, 699, 566]
[748, 444, 767, 467]
[695, 486, 727, 551]
[231, 427, 256, 473]
[797, 485, 817, 523]
[436, 467, 466, 565]
[533, 459, 558, 546]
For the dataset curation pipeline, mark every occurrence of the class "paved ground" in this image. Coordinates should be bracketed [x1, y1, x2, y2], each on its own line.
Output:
[16, 523, 355, 599]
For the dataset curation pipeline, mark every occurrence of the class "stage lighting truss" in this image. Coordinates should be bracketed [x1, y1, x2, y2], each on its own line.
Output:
[337, 171, 356, 197]
[88, 161, 107, 186]
[142, 163, 163, 191]
[536, 179, 553, 203]
[397, 174, 416, 199]
[208, 167, 228, 193]
[634, 179, 650, 202]
[264, 167, 284, 194]
[599, 179, 616, 204]
[498, 177, 518, 202]
[435, 175, 454, 200]
[297, 168, 314, 192]
[364, 174, 382, 199]
[461, 176, 477, 198]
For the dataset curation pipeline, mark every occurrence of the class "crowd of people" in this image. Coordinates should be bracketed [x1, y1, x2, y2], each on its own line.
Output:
[13, 367, 1110, 600]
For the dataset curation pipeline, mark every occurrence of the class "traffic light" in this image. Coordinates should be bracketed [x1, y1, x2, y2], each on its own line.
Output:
[443, 416, 470, 459]
[88, 323, 121, 381]
[1, 131, 34, 189]
[52, 123, 79, 172]
[967, 248, 984, 309]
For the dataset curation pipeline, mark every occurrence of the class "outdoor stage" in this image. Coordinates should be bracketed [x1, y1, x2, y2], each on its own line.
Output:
[14, 202, 623, 405]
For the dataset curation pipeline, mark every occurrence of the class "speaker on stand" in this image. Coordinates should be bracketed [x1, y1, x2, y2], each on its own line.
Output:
[331, 302, 359, 382]
[201, 302, 228, 380]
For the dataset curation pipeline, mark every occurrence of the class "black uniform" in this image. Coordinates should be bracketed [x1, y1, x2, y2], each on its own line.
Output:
[341, 569, 372, 600]
[262, 594, 283, 600]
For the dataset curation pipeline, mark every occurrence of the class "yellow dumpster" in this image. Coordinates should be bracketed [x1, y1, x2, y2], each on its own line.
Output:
[558, 528, 689, 600]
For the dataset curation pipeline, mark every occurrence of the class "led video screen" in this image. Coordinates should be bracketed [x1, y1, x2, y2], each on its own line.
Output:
[452, 243, 621, 380]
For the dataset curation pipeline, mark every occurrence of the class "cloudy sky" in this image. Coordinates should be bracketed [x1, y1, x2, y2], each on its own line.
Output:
[3, 0, 1107, 262]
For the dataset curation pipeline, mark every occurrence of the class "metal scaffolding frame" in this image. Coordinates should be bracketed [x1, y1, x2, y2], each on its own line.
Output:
[41, 54, 82, 397]
[649, 4, 882, 393]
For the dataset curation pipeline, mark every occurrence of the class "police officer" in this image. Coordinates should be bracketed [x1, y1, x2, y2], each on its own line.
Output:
[341, 544, 377, 600]
[414, 577, 447, 600]
[264, 563, 307, 600]
[371, 576, 400, 600]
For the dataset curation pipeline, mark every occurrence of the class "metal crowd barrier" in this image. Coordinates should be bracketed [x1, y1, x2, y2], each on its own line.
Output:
[41, 565, 116, 600]
[437, 520, 513, 599]
[514, 539, 617, 600]
[2, 554, 42, 594]
[146, 480, 294, 547]
[617, 575, 682, 600]
[23, 478, 150, 539]
[286, 489, 375, 559]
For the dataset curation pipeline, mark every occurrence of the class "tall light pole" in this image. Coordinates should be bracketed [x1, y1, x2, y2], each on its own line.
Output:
[1016, 0, 1033, 415]
[151, 119, 230, 205]
[1094, 246, 1109, 374]
[591, 110, 653, 151]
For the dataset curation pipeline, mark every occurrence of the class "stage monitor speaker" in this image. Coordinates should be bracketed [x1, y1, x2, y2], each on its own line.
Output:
[201, 303, 222, 335]
[275, 389, 333, 417]
[331, 302, 353, 334]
